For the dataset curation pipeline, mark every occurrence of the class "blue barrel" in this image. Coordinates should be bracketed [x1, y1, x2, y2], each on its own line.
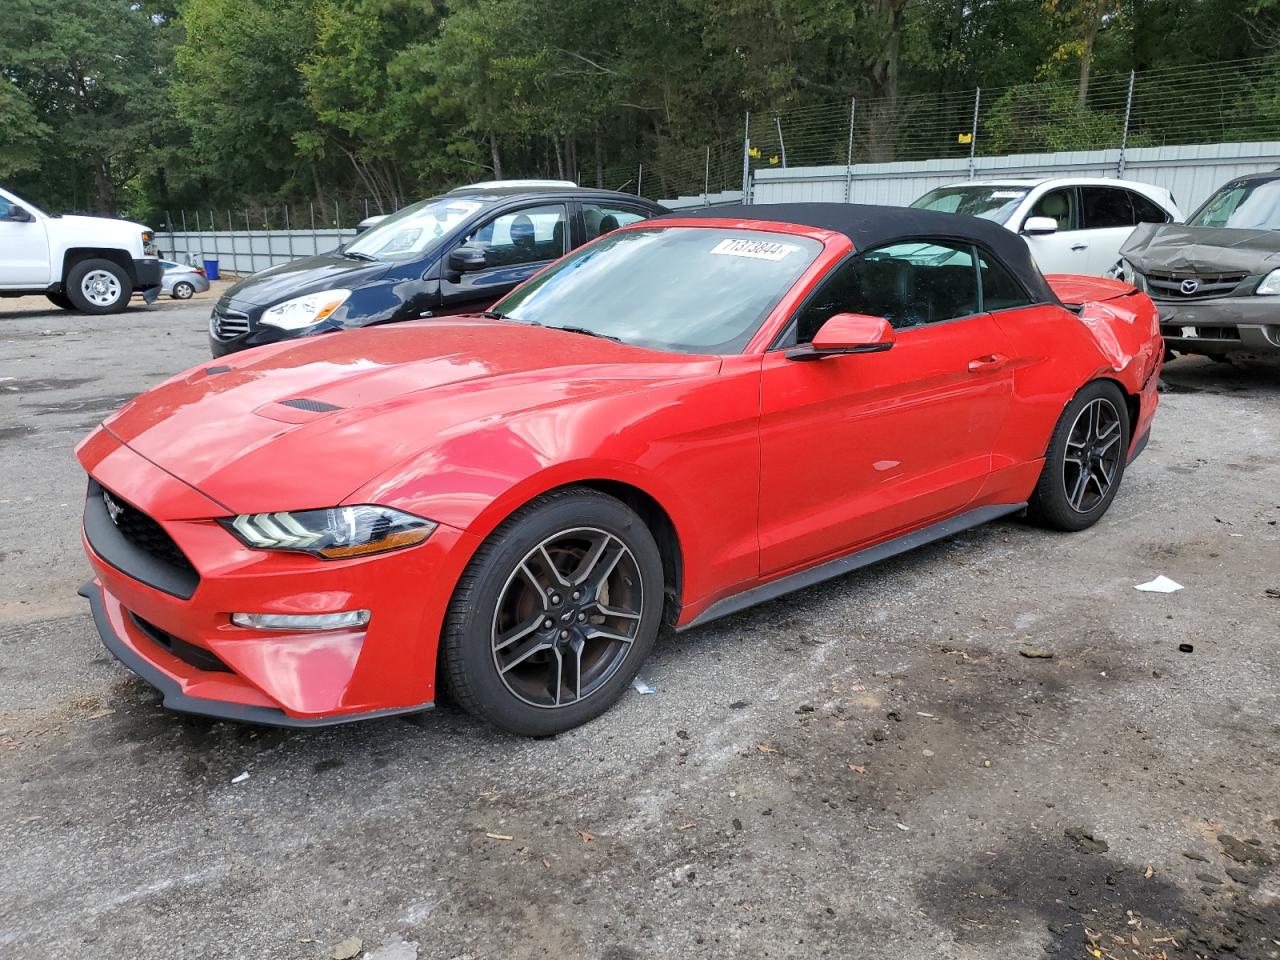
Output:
[203, 257, 220, 281]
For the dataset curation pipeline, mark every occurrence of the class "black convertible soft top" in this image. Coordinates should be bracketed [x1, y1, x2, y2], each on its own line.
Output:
[672, 202, 1059, 305]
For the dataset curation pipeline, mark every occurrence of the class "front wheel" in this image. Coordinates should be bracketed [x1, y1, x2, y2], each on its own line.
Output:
[1027, 380, 1130, 532]
[171, 281, 195, 300]
[66, 258, 131, 314]
[442, 488, 664, 736]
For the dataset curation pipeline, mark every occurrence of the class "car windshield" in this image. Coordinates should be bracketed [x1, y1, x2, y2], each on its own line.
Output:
[1186, 178, 1280, 229]
[910, 185, 1030, 223]
[492, 227, 823, 354]
[344, 197, 484, 260]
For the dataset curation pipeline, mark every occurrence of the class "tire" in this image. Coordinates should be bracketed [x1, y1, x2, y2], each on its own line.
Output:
[442, 488, 664, 736]
[45, 291, 74, 310]
[171, 281, 195, 300]
[66, 258, 131, 314]
[1027, 380, 1130, 532]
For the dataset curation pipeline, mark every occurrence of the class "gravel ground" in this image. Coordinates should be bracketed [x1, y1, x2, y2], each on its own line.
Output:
[1, 291, 1278, 960]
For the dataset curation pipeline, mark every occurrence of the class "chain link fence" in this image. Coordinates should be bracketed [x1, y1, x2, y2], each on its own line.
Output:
[158, 55, 1280, 271]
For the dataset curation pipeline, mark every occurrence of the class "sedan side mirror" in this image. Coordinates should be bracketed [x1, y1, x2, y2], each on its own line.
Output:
[786, 313, 896, 362]
[3, 204, 35, 223]
[447, 245, 488, 273]
[1022, 216, 1058, 236]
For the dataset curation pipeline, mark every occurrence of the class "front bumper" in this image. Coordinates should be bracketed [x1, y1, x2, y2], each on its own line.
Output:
[77, 432, 476, 726]
[1155, 296, 1280, 357]
[208, 297, 345, 357]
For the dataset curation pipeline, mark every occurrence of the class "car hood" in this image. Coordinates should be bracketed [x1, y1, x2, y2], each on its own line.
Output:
[223, 253, 392, 306]
[1120, 222, 1280, 274]
[98, 318, 720, 515]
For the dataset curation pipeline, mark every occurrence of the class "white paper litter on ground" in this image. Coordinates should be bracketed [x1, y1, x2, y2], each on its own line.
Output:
[231, 771, 250, 784]
[1135, 575, 1183, 594]
[631, 678, 656, 695]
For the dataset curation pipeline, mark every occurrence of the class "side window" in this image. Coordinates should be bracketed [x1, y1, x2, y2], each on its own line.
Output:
[1080, 187, 1135, 229]
[463, 204, 568, 268]
[1028, 189, 1079, 231]
[1128, 190, 1169, 224]
[582, 203, 647, 241]
[0, 195, 11, 218]
[791, 239, 979, 342]
[978, 252, 1032, 311]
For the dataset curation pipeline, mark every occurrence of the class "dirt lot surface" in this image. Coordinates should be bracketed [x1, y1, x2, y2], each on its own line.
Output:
[2, 291, 1278, 960]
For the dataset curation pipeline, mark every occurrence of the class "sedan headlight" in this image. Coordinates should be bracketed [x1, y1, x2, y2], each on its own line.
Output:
[221, 505, 436, 559]
[1255, 268, 1280, 295]
[260, 289, 352, 329]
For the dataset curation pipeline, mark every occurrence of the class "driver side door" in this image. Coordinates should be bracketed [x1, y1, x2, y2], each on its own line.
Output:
[757, 240, 1014, 574]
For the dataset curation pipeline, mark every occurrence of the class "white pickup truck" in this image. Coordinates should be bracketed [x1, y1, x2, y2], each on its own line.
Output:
[0, 185, 162, 314]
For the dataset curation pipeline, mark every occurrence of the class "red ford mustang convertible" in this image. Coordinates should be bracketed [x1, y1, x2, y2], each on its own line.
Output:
[76, 204, 1162, 735]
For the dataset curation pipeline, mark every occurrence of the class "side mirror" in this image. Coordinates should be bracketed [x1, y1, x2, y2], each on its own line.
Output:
[447, 245, 487, 273]
[4, 205, 35, 223]
[786, 313, 895, 362]
[1022, 216, 1058, 236]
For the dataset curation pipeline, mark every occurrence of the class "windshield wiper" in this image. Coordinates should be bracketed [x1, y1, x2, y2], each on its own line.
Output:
[547, 325, 623, 343]
[342, 250, 377, 262]
[482, 310, 510, 320]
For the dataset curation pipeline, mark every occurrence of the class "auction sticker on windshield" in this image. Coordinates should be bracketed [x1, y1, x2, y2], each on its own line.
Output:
[710, 238, 799, 261]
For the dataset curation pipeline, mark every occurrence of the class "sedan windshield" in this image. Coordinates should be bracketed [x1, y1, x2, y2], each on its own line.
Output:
[1186, 178, 1280, 229]
[492, 227, 823, 354]
[344, 197, 484, 260]
[910, 185, 1030, 223]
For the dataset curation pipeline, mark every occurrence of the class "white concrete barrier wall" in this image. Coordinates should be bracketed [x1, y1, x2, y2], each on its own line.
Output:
[153, 229, 356, 276]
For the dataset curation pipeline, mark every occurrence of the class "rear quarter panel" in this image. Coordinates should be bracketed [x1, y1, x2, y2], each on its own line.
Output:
[990, 278, 1161, 474]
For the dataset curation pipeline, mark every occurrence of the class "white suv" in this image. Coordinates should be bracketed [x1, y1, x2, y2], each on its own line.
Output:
[910, 177, 1181, 276]
[0, 186, 162, 313]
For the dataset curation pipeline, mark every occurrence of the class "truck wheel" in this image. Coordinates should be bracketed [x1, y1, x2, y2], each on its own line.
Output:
[46, 292, 74, 310]
[66, 259, 132, 314]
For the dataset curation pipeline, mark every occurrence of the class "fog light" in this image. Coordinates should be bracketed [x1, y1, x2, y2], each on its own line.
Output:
[231, 610, 371, 631]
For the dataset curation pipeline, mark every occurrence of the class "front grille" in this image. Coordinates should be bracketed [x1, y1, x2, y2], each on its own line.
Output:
[85, 480, 200, 598]
[130, 613, 232, 673]
[1145, 271, 1247, 301]
[210, 303, 250, 340]
[1161, 324, 1241, 341]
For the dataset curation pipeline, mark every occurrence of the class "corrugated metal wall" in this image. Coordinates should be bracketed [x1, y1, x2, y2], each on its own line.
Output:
[750, 140, 1280, 214]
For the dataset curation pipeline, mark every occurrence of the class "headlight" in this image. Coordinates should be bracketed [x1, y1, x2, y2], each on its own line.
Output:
[1256, 268, 1280, 295]
[221, 505, 436, 559]
[260, 289, 352, 329]
[141, 230, 156, 256]
[1107, 258, 1136, 284]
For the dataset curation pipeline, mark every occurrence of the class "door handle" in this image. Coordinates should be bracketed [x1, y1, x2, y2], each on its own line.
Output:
[1070, 243, 1088, 251]
[968, 353, 1009, 373]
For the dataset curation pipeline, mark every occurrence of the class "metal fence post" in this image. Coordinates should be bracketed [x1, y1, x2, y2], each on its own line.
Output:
[193, 209, 201, 266]
[1118, 69, 1136, 178]
[968, 87, 981, 180]
[775, 117, 788, 168]
[245, 209, 252, 274]
[637, 163, 643, 197]
[741, 111, 751, 204]
[285, 205, 294, 263]
[704, 145, 711, 205]
[227, 209, 236, 277]
[844, 97, 856, 203]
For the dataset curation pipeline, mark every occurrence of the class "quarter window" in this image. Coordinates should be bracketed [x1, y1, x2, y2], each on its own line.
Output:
[582, 203, 647, 241]
[1080, 187, 1135, 229]
[463, 204, 568, 268]
[1128, 191, 1169, 224]
[978, 253, 1031, 311]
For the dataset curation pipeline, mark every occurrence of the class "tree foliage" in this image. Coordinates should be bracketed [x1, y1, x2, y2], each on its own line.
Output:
[1, 0, 1275, 222]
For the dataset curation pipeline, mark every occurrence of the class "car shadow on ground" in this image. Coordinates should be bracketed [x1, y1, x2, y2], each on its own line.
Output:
[1162, 354, 1280, 396]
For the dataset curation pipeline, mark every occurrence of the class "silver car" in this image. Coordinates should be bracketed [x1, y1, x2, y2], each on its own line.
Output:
[159, 260, 210, 300]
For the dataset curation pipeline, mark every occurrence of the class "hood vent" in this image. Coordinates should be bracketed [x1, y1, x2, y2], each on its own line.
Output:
[279, 397, 343, 413]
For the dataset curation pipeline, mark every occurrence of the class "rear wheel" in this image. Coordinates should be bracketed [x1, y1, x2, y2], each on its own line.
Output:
[66, 258, 131, 314]
[1027, 380, 1130, 532]
[442, 488, 663, 736]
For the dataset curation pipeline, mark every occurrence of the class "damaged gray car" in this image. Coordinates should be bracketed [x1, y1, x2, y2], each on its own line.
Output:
[1113, 171, 1280, 360]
